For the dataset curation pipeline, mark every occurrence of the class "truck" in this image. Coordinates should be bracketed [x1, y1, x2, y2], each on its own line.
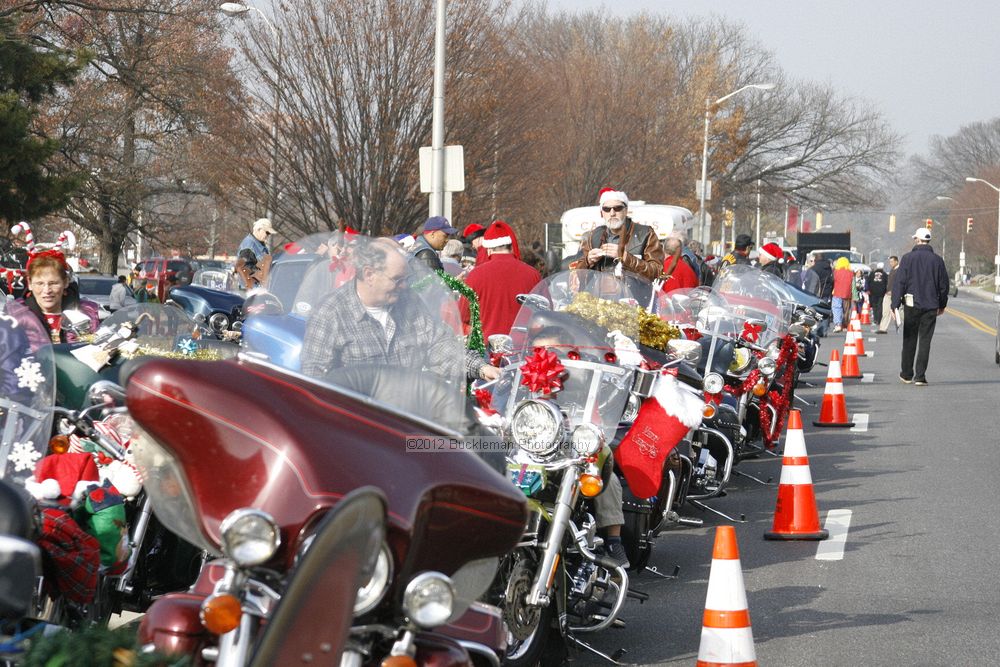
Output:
[557, 201, 694, 263]
[796, 231, 871, 274]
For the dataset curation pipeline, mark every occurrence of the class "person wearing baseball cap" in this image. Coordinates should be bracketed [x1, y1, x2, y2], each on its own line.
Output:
[408, 216, 457, 272]
[720, 233, 754, 268]
[890, 227, 949, 386]
[235, 217, 277, 289]
[237, 217, 276, 263]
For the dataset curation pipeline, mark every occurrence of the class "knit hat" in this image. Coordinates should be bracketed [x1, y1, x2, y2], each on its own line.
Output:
[759, 243, 783, 262]
[481, 220, 520, 259]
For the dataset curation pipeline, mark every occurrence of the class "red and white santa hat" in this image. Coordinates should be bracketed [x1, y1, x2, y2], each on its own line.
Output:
[480, 220, 520, 259]
[598, 188, 629, 207]
[758, 242, 784, 262]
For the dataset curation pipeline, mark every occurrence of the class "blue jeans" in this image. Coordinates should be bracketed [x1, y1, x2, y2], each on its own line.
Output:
[831, 296, 845, 328]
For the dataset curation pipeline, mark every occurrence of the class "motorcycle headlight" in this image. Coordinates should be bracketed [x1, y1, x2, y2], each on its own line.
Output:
[403, 572, 455, 629]
[729, 347, 752, 374]
[571, 424, 603, 457]
[758, 356, 777, 376]
[511, 400, 563, 457]
[209, 312, 230, 332]
[704, 372, 725, 395]
[220, 509, 281, 567]
[354, 542, 393, 616]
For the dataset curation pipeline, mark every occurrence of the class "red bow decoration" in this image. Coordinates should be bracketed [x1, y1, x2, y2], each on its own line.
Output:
[704, 392, 722, 405]
[474, 388, 498, 416]
[520, 347, 566, 395]
[740, 322, 763, 343]
[661, 366, 679, 377]
[682, 327, 702, 341]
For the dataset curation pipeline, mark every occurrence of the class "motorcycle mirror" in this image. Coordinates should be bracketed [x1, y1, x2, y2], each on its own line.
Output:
[86, 380, 127, 407]
[789, 323, 808, 338]
[487, 334, 513, 355]
[61, 308, 93, 334]
[516, 293, 550, 311]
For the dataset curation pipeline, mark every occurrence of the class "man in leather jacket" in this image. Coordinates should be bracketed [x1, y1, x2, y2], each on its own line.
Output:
[578, 190, 665, 283]
[408, 216, 457, 273]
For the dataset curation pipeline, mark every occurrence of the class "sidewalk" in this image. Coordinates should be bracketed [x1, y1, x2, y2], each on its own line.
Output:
[960, 285, 999, 302]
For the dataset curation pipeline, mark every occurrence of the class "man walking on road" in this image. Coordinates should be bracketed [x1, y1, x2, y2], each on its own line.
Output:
[878, 255, 900, 333]
[891, 229, 949, 386]
[867, 262, 888, 331]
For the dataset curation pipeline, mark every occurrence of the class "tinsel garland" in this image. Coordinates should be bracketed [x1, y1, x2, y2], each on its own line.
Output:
[120, 345, 225, 361]
[23, 622, 187, 666]
[564, 292, 680, 351]
[758, 335, 798, 449]
[435, 270, 485, 355]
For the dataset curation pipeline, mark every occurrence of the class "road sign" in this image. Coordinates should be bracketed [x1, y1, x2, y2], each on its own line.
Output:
[419, 145, 465, 193]
[696, 179, 713, 201]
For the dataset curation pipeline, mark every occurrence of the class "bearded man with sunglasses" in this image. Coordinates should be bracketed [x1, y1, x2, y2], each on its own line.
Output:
[577, 190, 665, 287]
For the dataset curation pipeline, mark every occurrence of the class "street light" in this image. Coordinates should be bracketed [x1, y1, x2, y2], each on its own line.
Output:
[220, 2, 282, 224]
[698, 83, 776, 247]
[965, 176, 1000, 288]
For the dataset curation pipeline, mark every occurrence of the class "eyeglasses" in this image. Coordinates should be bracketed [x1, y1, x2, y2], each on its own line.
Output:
[601, 205, 626, 213]
[380, 272, 409, 287]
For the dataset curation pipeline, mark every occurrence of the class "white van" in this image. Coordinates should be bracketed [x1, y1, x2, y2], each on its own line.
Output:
[558, 202, 694, 260]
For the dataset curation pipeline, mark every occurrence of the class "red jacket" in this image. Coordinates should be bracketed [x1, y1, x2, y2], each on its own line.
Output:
[461, 253, 542, 338]
[661, 255, 699, 292]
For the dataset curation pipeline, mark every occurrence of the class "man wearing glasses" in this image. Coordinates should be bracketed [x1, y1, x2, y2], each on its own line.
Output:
[578, 189, 665, 285]
[236, 217, 276, 290]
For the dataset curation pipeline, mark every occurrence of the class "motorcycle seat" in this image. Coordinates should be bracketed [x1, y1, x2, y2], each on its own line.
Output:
[0, 479, 36, 539]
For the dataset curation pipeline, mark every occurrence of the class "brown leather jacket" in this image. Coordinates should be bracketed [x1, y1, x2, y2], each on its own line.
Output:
[575, 219, 665, 282]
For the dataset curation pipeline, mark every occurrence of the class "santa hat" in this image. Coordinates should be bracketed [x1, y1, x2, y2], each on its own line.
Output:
[481, 220, 520, 259]
[598, 189, 629, 207]
[759, 243, 783, 262]
[462, 223, 486, 241]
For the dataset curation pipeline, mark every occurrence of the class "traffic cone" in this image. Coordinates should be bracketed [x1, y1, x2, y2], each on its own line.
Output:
[840, 332, 862, 379]
[696, 526, 757, 667]
[860, 300, 872, 325]
[849, 318, 866, 356]
[765, 410, 829, 541]
[813, 350, 854, 428]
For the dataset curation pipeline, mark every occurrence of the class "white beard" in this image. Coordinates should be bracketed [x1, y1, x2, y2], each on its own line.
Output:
[607, 218, 624, 231]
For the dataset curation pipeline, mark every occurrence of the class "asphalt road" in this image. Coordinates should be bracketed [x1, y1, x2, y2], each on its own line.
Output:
[579, 289, 1000, 666]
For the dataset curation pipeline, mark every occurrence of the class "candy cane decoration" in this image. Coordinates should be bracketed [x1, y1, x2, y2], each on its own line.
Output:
[54, 230, 76, 252]
[10, 221, 35, 253]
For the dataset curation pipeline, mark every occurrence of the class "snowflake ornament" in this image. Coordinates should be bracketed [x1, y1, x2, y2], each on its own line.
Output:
[14, 357, 44, 393]
[9, 441, 42, 472]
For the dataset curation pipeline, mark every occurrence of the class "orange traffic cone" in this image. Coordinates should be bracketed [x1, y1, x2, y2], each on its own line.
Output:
[860, 300, 872, 325]
[841, 332, 862, 379]
[849, 318, 866, 356]
[696, 526, 757, 667]
[765, 410, 829, 541]
[813, 350, 854, 428]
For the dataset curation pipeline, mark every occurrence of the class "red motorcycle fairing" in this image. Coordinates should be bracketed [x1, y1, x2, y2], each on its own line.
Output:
[127, 357, 527, 581]
[138, 593, 211, 666]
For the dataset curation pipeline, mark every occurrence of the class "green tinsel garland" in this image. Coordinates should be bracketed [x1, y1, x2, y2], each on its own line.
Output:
[434, 270, 485, 355]
[23, 623, 189, 667]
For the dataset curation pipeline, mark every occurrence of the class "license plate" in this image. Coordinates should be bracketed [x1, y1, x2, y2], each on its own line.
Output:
[507, 463, 546, 496]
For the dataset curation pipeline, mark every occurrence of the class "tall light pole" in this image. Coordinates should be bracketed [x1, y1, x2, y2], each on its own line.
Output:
[429, 0, 447, 217]
[221, 3, 281, 223]
[698, 83, 775, 246]
[965, 177, 1000, 288]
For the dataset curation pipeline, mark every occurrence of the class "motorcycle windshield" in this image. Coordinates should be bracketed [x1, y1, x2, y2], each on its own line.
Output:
[711, 264, 794, 345]
[497, 269, 669, 444]
[0, 301, 54, 483]
[102, 303, 235, 361]
[242, 233, 469, 433]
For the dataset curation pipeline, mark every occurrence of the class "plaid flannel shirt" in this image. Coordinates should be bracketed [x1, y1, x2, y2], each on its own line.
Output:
[300, 281, 486, 381]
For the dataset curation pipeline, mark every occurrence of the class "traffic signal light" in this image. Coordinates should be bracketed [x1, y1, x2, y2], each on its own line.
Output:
[925, 218, 933, 230]
[967, 217, 974, 233]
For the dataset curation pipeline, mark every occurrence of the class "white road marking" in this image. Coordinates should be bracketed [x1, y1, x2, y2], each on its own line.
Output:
[816, 509, 853, 561]
[850, 413, 869, 432]
[861, 373, 875, 383]
[865, 351, 874, 357]
[868, 337, 877, 342]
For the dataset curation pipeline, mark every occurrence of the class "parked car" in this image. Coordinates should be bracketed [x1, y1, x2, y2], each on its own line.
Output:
[132, 257, 197, 301]
[77, 274, 119, 320]
[192, 258, 231, 272]
[167, 283, 245, 335]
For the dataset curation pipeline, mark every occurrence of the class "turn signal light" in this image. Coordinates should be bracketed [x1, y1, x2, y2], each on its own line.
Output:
[49, 435, 70, 455]
[579, 474, 604, 497]
[702, 404, 717, 419]
[752, 381, 768, 397]
[381, 657, 418, 667]
[200, 593, 242, 635]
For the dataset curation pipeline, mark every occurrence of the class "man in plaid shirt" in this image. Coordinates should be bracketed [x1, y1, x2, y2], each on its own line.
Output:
[301, 238, 496, 382]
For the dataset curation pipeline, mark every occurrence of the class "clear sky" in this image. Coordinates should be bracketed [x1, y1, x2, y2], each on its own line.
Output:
[543, 0, 1000, 157]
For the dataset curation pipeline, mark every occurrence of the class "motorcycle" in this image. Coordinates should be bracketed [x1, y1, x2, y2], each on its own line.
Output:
[481, 269, 705, 665]
[133, 234, 528, 666]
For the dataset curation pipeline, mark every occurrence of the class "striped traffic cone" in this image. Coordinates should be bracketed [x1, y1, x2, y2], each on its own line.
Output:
[849, 318, 866, 356]
[813, 350, 854, 428]
[765, 409, 829, 541]
[696, 526, 757, 667]
[860, 300, 872, 325]
[840, 332, 862, 379]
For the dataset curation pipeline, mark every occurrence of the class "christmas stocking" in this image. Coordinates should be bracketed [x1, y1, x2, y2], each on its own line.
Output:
[616, 374, 704, 498]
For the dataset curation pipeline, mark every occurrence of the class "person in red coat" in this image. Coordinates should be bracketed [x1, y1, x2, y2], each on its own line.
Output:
[660, 236, 699, 292]
[461, 220, 541, 339]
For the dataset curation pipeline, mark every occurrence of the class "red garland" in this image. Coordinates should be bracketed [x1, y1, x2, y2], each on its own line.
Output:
[724, 368, 761, 397]
[520, 347, 566, 395]
[474, 388, 498, 415]
[758, 335, 798, 449]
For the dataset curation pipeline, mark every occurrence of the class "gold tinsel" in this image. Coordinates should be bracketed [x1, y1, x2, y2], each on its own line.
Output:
[119, 345, 224, 361]
[564, 292, 679, 351]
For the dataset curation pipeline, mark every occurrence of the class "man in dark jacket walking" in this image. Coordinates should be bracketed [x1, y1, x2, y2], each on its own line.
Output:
[891, 228, 949, 386]
[867, 262, 888, 330]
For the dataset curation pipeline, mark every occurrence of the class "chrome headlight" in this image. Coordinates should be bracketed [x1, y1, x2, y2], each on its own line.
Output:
[704, 372, 725, 395]
[621, 394, 640, 423]
[511, 400, 564, 457]
[758, 356, 777, 376]
[209, 312, 231, 332]
[403, 572, 455, 629]
[571, 424, 604, 457]
[354, 542, 392, 616]
[220, 508, 281, 567]
[729, 347, 753, 374]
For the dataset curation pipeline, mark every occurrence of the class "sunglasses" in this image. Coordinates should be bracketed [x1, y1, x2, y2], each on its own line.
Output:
[601, 205, 626, 213]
